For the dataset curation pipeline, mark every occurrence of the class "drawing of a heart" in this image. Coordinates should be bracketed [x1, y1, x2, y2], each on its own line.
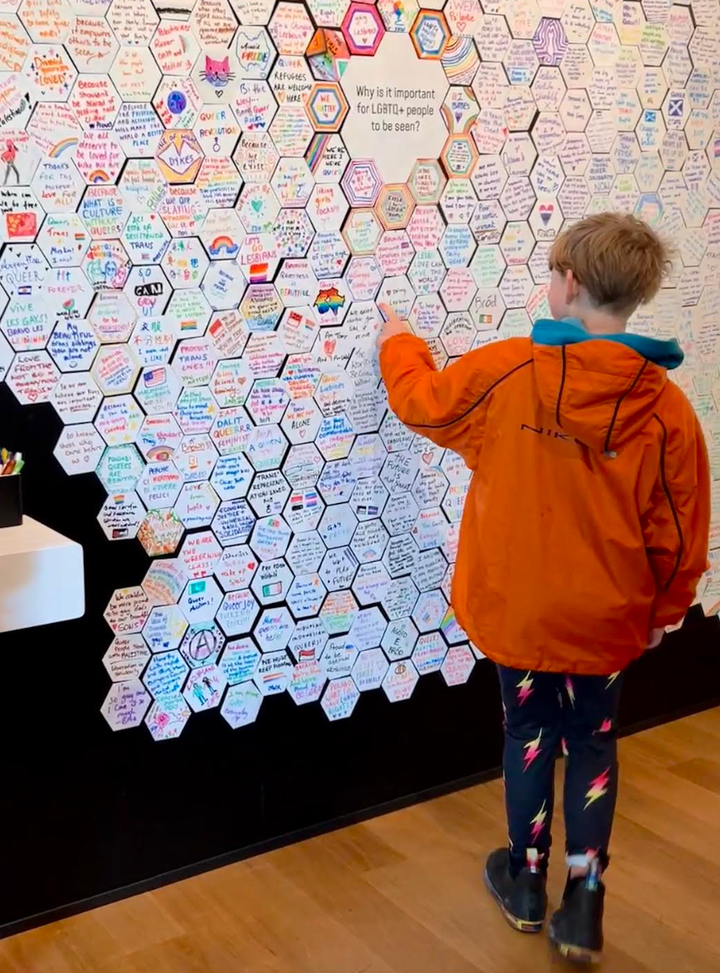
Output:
[251, 199, 262, 213]
[247, 562, 255, 571]
[422, 451, 433, 464]
[323, 338, 337, 356]
[539, 204, 554, 225]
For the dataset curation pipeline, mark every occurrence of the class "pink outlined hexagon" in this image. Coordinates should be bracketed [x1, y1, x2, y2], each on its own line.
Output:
[342, 2, 385, 56]
[341, 158, 383, 208]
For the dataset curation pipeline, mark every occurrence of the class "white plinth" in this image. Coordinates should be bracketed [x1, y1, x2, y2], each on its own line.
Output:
[0, 516, 84, 633]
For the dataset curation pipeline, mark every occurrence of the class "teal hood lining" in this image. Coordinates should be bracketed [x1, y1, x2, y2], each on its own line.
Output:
[532, 318, 684, 370]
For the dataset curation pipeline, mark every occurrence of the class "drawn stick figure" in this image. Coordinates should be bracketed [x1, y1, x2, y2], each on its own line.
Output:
[2, 141, 19, 185]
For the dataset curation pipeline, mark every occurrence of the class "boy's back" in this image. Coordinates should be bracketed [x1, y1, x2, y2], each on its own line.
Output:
[380, 320, 708, 674]
[379, 216, 710, 676]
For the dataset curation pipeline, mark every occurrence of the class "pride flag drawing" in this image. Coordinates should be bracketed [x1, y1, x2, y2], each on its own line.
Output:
[314, 285, 345, 317]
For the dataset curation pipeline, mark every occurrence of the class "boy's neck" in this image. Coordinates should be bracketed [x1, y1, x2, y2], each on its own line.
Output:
[570, 308, 628, 336]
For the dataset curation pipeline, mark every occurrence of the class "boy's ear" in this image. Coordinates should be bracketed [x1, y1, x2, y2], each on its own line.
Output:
[564, 269, 579, 304]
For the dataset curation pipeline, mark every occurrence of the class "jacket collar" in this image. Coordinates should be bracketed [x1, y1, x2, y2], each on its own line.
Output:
[532, 317, 684, 370]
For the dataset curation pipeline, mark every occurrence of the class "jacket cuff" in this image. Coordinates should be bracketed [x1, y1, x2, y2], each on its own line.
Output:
[650, 606, 687, 628]
[379, 331, 430, 374]
[379, 330, 425, 352]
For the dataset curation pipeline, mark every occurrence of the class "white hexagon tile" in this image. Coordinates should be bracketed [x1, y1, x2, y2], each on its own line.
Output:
[4, 0, 720, 739]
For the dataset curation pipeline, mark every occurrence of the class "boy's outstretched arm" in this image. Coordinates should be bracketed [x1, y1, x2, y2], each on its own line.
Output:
[642, 407, 711, 629]
[377, 305, 530, 469]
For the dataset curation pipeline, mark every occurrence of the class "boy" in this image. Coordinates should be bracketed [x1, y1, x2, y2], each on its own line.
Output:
[377, 213, 710, 962]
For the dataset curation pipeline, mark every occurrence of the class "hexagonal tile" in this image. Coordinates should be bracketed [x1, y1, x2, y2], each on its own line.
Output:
[95, 394, 143, 446]
[102, 679, 152, 731]
[50, 371, 102, 424]
[216, 589, 260, 637]
[98, 492, 145, 541]
[143, 605, 188, 653]
[441, 643, 476, 685]
[219, 638, 261, 686]
[103, 635, 151, 682]
[212, 497, 256, 545]
[221, 681, 263, 727]
[382, 658, 419, 702]
[179, 576, 223, 626]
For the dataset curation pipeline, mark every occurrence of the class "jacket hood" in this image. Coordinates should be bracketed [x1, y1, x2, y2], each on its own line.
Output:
[531, 318, 684, 454]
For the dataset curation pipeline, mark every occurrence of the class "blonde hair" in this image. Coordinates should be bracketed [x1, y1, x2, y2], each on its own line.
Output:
[549, 213, 669, 314]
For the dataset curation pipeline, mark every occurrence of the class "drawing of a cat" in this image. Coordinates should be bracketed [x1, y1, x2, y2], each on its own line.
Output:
[200, 55, 234, 89]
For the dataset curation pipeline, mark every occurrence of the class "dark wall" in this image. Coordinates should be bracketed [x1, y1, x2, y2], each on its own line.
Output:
[1, 380, 718, 937]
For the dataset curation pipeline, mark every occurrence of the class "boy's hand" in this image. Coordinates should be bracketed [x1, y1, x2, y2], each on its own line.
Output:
[377, 303, 412, 349]
[647, 627, 665, 648]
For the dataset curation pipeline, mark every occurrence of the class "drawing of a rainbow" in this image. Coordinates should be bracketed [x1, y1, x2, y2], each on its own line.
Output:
[208, 236, 239, 257]
[306, 133, 330, 174]
[88, 169, 110, 183]
[49, 138, 78, 157]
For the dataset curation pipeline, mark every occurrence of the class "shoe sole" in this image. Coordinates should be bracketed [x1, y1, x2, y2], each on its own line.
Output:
[482, 867, 544, 934]
[548, 923, 602, 964]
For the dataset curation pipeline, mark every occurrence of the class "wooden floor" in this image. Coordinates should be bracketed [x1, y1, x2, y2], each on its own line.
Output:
[2, 708, 720, 973]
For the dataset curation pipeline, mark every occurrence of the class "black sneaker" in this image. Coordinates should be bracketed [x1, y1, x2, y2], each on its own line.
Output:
[483, 847, 547, 933]
[548, 872, 605, 963]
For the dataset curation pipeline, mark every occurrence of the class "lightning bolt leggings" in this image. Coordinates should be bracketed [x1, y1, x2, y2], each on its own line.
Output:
[497, 665, 624, 876]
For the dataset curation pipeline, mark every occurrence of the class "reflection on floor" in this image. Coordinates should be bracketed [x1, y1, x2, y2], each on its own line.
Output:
[2, 707, 720, 973]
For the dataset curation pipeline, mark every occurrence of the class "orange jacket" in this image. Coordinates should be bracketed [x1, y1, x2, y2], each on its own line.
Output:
[380, 318, 711, 675]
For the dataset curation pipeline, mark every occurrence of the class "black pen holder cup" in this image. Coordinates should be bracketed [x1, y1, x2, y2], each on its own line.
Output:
[0, 475, 22, 528]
